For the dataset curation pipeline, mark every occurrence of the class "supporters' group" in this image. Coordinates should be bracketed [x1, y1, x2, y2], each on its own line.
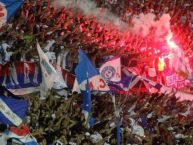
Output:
[24, 90, 192, 145]
[0, 0, 193, 144]
[1, 0, 192, 71]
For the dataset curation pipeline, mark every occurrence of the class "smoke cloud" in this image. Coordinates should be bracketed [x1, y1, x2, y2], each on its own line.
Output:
[131, 13, 190, 76]
[53, 0, 172, 40]
[53, 0, 127, 30]
[53, 0, 190, 76]
[131, 13, 171, 40]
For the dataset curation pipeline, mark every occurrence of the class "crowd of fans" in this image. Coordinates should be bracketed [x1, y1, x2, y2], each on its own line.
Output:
[0, 0, 193, 144]
[0, 0, 192, 72]
[24, 91, 192, 145]
[96, 0, 193, 52]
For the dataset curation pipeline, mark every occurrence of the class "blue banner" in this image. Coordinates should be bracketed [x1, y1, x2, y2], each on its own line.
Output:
[0, 94, 28, 126]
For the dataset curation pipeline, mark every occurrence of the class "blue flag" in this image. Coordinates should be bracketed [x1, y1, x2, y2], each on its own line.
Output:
[81, 78, 91, 117]
[0, 0, 23, 20]
[0, 95, 28, 126]
[109, 67, 140, 93]
[75, 49, 108, 127]
[75, 49, 109, 92]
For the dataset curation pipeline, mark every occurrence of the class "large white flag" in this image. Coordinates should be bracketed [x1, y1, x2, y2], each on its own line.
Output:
[37, 42, 57, 98]
[99, 57, 121, 82]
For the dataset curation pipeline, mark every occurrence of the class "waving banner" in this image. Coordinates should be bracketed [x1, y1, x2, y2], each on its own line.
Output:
[75, 49, 109, 92]
[75, 49, 109, 127]
[0, 62, 42, 95]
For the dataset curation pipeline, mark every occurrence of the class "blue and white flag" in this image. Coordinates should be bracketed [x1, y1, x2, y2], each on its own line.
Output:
[6, 130, 38, 145]
[75, 49, 109, 127]
[0, 95, 28, 126]
[134, 72, 193, 101]
[75, 49, 109, 92]
[109, 67, 140, 93]
[0, 0, 23, 27]
[81, 77, 92, 126]
[119, 68, 140, 91]
[99, 57, 121, 82]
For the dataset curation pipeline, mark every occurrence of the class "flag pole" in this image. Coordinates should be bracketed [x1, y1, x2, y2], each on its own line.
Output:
[84, 71, 91, 128]
[111, 93, 121, 145]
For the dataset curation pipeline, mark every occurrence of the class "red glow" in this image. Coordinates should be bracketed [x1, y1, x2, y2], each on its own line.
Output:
[166, 32, 178, 50]
[165, 32, 190, 78]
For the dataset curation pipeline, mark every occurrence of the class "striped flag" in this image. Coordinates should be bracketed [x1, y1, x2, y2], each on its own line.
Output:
[7, 125, 38, 145]
[0, 62, 42, 95]
[0, 95, 28, 126]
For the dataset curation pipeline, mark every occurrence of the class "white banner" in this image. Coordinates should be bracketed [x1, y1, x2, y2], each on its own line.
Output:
[37, 42, 57, 97]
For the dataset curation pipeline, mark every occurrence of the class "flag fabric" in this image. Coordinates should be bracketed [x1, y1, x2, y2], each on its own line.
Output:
[75, 49, 109, 92]
[6, 126, 38, 145]
[75, 49, 109, 127]
[53, 66, 67, 90]
[99, 57, 121, 82]
[107, 66, 191, 102]
[52, 66, 68, 97]
[62, 68, 76, 89]
[140, 74, 163, 93]
[120, 67, 141, 90]
[72, 78, 81, 93]
[109, 67, 141, 93]
[0, 95, 28, 126]
[0, 0, 23, 27]
[10, 124, 29, 136]
[165, 73, 187, 89]
[81, 77, 92, 126]
[0, 60, 70, 96]
[61, 68, 81, 93]
[0, 130, 9, 145]
[37, 42, 58, 98]
[0, 62, 42, 95]
[136, 73, 193, 101]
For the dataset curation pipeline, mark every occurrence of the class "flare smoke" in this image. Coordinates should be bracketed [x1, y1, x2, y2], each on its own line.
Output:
[53, 0, 127, 29]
